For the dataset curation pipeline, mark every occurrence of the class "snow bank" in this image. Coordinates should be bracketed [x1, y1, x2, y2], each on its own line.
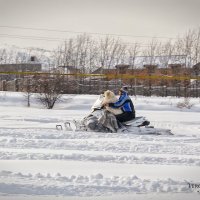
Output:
[0, 170, 194, 196]
[0, 91, 200, 112]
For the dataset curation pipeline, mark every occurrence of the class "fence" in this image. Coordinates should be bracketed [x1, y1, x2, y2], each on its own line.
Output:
[0, 75, 199, 97]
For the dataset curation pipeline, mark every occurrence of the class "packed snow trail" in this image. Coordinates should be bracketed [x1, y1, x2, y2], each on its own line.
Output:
[0, 129, 200, 166]
[0, 128, 200, 197]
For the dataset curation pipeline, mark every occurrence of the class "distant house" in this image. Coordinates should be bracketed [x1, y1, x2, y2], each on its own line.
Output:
[57, 65, 82, 74]
[190, 63, 200, 88]
[0, 63, 42, 81]
[92, 66, 116, 75]
[56, 65, 83, 80]
[0, 63, 42, 72]
[92, 55, 188, 75]
[92, 65, 130, 76]
[192, 62, 200, 76]
[143, 65, 158, 74]
[133, 55, 187, 68]
[115, 64, 130, 74]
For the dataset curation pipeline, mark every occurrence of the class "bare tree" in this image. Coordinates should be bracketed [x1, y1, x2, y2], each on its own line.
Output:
[173, 28, 200, 67]
[98, 36, 128, 68]
[36, 75, 65, 109]
[143, 39, 161, 65]
[128, 43, 141, 95]
[0, 48, 8, 64]
[142, 39, 161, 95]
[192, 27, 200, 65]
[23, 78, 34, 107]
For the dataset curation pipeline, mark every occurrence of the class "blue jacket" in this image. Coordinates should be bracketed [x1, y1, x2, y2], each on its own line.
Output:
[109, 91, 135, 113]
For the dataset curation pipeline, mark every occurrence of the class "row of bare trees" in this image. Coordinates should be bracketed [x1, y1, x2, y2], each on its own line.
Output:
[0, 27, 200, 71]
[53, 27, 200, 71]
[52, 34, 130, 73]
[143, 28, 200, 67]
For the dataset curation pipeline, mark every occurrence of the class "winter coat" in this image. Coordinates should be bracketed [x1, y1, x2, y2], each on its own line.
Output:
[109, 91, 135, 113]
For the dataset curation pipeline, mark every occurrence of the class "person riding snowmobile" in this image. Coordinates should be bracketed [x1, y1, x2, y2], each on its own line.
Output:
[106, 87, 135, 123]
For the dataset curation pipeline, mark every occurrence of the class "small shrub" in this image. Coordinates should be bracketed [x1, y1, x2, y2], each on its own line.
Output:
[176, 98, 193, 109]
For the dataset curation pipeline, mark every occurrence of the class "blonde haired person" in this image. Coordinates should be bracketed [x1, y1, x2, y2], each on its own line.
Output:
[102, 90, 123, 115]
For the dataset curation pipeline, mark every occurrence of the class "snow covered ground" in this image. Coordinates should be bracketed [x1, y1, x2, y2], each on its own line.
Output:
[0, 91, 200, 200]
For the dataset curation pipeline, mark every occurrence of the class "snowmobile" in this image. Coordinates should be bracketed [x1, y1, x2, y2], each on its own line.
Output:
[56, 95, 173, 135]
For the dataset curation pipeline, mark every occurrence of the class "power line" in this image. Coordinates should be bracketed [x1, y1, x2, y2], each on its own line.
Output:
[0, 33, 63, 42]
[0, 33, 152, 48]
[0, 25, 178, 40]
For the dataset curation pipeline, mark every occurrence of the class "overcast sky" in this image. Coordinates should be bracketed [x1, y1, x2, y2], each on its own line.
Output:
[0, 0, 199, 49]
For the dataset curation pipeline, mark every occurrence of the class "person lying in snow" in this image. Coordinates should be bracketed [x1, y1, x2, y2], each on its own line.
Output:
[103, 87, 135, 123]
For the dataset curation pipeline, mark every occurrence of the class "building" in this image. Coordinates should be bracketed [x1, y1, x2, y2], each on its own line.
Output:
[133, 55, 187, 68]
[0, 63, 42, 81]
[91, 66, 116, 75]
[57, 65, 82, 74]
[0, 63, 42, 72]
[192, 62, 200, 76]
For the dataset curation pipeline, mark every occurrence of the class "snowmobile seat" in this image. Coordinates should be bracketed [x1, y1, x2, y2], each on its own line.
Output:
[122, 117, 150, 127]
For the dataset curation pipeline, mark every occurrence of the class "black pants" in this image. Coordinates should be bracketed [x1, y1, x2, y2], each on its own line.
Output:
[116, 112, 135, 123]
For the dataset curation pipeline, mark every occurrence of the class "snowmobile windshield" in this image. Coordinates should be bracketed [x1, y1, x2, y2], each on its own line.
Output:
[91, 94, 104, 111]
